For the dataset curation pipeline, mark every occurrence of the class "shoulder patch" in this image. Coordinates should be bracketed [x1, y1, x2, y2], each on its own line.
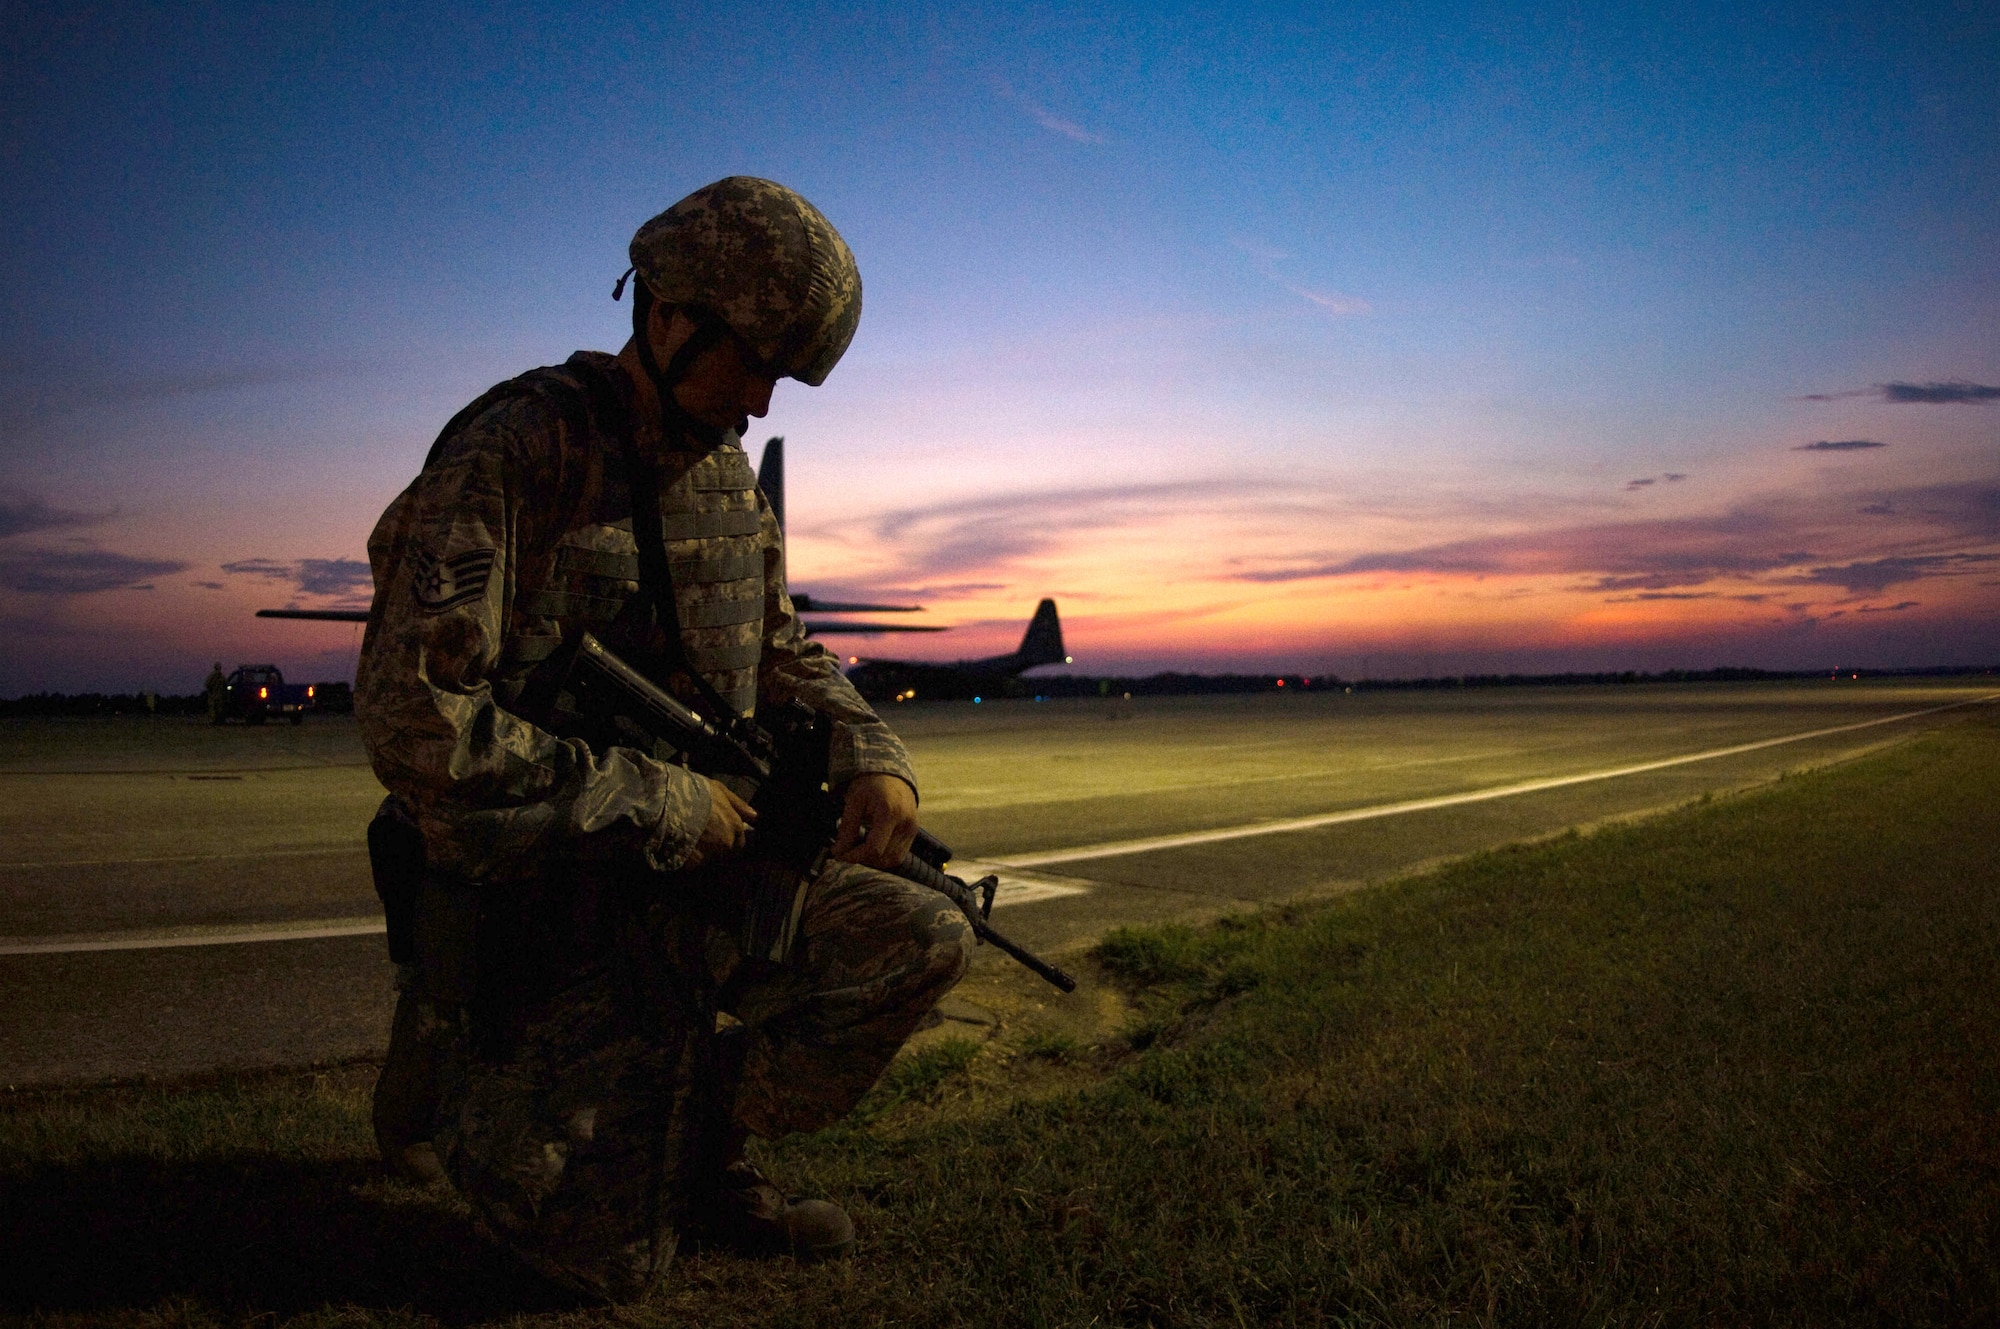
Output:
[413, 547, 497, 612]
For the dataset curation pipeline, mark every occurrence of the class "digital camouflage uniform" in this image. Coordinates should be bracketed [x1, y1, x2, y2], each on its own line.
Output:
[355, 344, 969, 1298]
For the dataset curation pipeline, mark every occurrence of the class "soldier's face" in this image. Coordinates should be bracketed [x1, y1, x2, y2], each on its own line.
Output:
[662, 311, 778, 436]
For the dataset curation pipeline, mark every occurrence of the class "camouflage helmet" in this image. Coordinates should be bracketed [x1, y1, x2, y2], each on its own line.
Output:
[628, 177, 861, 387]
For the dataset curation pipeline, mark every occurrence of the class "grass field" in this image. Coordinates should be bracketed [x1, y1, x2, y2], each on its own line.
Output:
[3, 704, 1994, 1324]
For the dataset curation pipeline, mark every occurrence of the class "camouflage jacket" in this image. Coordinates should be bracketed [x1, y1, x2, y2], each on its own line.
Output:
[355, 352, 914, 884]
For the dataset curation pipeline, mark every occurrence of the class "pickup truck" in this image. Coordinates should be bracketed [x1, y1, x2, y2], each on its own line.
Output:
[220, 664, 316, 725]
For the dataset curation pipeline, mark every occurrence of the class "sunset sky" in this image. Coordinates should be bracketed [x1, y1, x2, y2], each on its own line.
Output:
[3, 1, 1996, 694]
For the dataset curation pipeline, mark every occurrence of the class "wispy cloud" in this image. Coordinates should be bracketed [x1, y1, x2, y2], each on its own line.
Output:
[866, 480, 1246, 579]
[1227, 479, 2000, 600]
[1794, 553, 1999, 595]
[0, 494, 112, 538]
[0, 548, 189, 595]
[1232, 515, 1813, 587]
[992, 78, 1105, 144]
[1292, 288, 1371, 316]
[223, 556, 372, 602]
[1882, 381, 2000, 404]
[1231, 239, 1370, 319]
[1856, 601, 1920, 614]
[1794, 439, 1887, 451]
[1793, 380, 2000, 405]
[221, 558, 295, 580]
[296, 558, 372, 597]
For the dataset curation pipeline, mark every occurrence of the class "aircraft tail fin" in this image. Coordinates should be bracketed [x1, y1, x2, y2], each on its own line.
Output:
[757, 436, 785, 532]
[1017, 598, 1066, 667]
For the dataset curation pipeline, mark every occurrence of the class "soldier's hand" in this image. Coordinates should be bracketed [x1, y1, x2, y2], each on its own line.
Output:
[689, 777, 757, 866]
[832, 773, 918, 870]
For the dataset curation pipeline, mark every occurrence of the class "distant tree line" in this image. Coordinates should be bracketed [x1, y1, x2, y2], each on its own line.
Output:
[0, 682, 355, 717]
[3, 665, 1989, 716]
[978, 663, 1998, 701]
[0, 692, 208, 718]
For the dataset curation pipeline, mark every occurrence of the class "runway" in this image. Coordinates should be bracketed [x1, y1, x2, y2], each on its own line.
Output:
[3, 680, 1991, 1085]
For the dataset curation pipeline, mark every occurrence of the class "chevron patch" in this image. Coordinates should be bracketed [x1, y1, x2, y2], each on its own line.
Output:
[413, 547, 497, 612]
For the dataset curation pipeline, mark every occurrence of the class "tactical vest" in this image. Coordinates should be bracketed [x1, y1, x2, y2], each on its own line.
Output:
[428, 355, 769, 719]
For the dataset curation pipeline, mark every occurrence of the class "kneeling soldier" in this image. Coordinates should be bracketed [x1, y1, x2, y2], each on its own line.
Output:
[356, 177, 970, 1300]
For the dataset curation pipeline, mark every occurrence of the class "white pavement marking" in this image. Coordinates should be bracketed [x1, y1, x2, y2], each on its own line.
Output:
[998, 693, 2000, 869]
[0, 867, 1101, 957]
[947, 861, 1096, 907]
[0, 919, 385, 956]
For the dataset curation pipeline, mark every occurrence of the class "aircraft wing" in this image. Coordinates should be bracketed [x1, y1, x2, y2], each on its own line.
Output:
[792, 593, 925, 614]
[258, 605, 943, 642]
[257, 609, 370, 622]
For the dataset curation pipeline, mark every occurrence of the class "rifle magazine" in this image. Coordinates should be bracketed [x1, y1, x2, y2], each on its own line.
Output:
[731, 859, 814, 965]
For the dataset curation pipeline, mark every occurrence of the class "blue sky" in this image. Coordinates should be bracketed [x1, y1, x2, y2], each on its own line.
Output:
[2, 0, 1995, 691]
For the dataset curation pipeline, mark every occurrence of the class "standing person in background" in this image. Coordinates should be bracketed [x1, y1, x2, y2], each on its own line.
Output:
[203, 663, 227, 724]
[355, 178, 969, 1301]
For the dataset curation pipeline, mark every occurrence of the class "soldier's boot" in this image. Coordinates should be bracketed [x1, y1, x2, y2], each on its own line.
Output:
[699, 1137, 856, 1262]
[372, 987, 449, 1186]
[694, 1028, 854, 1261]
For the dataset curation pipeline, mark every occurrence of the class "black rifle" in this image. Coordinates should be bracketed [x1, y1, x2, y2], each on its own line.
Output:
[536, 632, 1077, 993]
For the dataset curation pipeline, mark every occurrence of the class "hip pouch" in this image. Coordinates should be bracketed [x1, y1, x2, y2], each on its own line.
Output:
[367, 795, 426, 966]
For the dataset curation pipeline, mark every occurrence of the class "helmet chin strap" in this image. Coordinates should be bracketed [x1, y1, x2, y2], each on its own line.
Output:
[632, 286, 731, 452]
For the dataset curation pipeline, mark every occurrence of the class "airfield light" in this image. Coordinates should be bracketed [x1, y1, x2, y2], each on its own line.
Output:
[849, 656, 858, 664]
[1064, 656, 1072, 664]
[1276, 678, 1285, 688]
[307, 685, 315, 697]
[258, 686, 268, 699]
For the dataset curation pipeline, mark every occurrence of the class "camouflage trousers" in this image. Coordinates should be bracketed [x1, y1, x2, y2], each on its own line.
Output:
[373, 858, 970, 1301]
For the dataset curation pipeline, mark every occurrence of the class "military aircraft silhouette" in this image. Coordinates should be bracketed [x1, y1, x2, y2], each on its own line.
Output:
[843, 598, 1071, 702]
[755, 437, 943, 636]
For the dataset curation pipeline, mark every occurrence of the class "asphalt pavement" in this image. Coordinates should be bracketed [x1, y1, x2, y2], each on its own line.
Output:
[3, 683, 1992, 1087]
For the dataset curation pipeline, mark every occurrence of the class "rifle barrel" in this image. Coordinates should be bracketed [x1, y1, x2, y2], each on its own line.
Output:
[972, 918, 1078, 992]
[894, 852, 1076, 992]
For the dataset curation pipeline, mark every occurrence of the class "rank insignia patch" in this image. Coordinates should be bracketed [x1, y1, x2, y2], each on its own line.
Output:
[413, 547, 497, 612]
